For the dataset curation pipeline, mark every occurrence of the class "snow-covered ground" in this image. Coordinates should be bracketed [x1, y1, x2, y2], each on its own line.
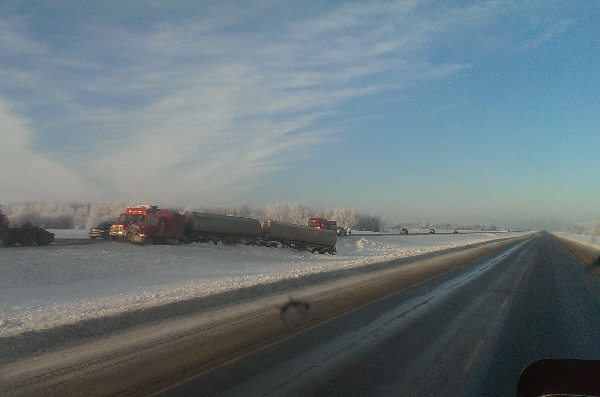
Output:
[0, 230, 529, 337]
[554, 232, 600, 248]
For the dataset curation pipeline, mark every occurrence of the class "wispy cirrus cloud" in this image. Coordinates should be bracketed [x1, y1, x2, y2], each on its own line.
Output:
[0, 99, 102, 202]
[1, 0, 568, 206]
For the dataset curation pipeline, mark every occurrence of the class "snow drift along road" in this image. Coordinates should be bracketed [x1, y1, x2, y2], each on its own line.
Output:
[0, 231, 529, 339]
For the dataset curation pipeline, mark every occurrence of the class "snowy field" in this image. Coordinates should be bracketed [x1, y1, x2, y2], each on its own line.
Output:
[0, 230, 529, 337]
[555, 232, 600, 248]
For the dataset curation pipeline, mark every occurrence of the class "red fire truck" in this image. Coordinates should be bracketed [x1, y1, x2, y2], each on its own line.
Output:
[109, 205, 158, 239]
[127, 209, 187, 245]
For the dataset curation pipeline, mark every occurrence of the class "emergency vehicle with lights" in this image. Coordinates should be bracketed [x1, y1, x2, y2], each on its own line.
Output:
[109, 205, 158, 239]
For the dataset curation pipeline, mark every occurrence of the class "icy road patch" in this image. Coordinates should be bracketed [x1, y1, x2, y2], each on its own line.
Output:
[0, 230, 528, 337]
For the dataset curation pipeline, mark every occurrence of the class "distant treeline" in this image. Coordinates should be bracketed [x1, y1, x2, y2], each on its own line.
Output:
[0, 202, 383, 231]
[1, 202, 504, 232]
[563, 220, 600, 236]
[1, 202, 127, 230]
[391, 222, 498, 232]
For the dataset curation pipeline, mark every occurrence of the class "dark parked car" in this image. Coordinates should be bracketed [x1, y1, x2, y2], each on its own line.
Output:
[428, 228, 436, 234]
[89, 221, 113, 239]
[400, 228, 409, 234]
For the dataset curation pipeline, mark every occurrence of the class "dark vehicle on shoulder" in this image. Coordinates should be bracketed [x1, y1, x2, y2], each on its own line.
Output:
[0, 205, 54, 247]
[88, 221, 113, 239]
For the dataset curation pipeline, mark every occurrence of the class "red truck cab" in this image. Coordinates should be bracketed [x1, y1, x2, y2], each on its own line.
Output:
[308, 218, 329, 230]
[308, 217, 340, 231]
[109, 206, 156, 239]
[127, 209, 187, 245]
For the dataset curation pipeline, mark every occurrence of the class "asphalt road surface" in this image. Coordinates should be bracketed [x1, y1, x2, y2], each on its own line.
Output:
[157, 233, 600, 397]
[4, 232, 600, 396]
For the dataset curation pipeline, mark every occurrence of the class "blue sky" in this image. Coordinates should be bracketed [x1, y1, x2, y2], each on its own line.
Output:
[1, 1, 598, 230]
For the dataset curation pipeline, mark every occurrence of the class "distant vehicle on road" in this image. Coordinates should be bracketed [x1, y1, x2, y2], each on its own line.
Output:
[89, 221, 113, 239]
[400, 228, 409, 235]
[336, 226, 347, 236]
[308, 218, 338, 232]
[428, 228, 436, 234]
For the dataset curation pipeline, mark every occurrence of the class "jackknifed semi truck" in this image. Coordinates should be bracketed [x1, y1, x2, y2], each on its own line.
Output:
[126, 210, 337, 254]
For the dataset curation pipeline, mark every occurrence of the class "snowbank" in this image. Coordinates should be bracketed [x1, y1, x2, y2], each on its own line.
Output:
[554, 232, 600, 248]
[0, 231, 528, 338]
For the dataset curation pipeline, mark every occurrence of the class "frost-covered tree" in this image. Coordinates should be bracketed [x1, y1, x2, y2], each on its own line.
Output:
[331, 208, 358, 229]
[85, 203, 128, 229]
[355, 213, 382, 232]
[262, 203, 313, 224]
[183, 203, 255, 218]
[1, 201, 506, 232]
[564, 220, 600, 236]
[3, 202, 126, 229]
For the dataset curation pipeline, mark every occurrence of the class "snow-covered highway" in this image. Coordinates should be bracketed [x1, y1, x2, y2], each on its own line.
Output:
[1, 232, 532, 396]
[4, 231, 600, 396]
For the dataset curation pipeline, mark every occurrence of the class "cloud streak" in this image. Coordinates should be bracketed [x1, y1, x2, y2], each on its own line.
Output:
[0, 100, 101, 201]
